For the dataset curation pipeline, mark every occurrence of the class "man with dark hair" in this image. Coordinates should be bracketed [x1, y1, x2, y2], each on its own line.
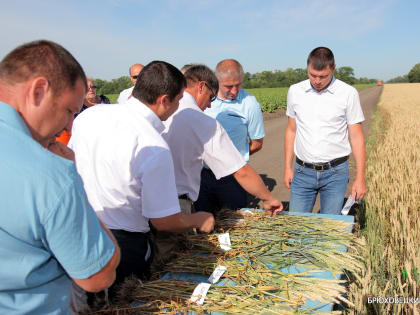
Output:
[284, 47, 367, 214]
[194, 59, 266, 212]
[307, 47, 335, 71]
[69, 60, 215, 299]
[132, 60, 186, 107]
[116, 63, 144, 103]
[164, 64, 282, 216]
[0, 40, 120, 314]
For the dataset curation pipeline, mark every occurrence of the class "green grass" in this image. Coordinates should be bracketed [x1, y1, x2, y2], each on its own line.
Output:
[354, 83, 376, 91]
[106, 84, 376, 113]
[245, 87, 288, 113]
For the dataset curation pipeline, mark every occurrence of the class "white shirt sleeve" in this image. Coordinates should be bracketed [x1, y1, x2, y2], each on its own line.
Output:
[204, 122, 246, 180]
[286, 86, 296, 118]
[134, 146, 180, 219]
[346, 87, 365, 125]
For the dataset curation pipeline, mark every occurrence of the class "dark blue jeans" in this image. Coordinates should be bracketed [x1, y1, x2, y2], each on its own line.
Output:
[290, 161, 349, 214]
[194, 168, 247, 215]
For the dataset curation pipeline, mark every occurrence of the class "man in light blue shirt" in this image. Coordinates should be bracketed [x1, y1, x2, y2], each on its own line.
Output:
[194, 59, 265, 213]
[0, 40, 120, 314]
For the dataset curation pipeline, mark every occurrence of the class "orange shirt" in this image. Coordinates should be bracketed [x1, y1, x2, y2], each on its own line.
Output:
[56, 131, 71, 145]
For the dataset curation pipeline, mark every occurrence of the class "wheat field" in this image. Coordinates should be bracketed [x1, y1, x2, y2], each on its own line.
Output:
[348, 83, 420, 314]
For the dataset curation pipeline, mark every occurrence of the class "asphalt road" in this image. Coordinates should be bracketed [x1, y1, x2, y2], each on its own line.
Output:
[247, 86, 383, 210]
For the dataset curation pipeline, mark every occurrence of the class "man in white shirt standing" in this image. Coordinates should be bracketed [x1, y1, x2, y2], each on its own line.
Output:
[69, 61, 215, 300]
[194, 59, 266, 212]
[116, 63, 144, 103]
[163, 64, 283, 216]
[284, 47, 367, 214]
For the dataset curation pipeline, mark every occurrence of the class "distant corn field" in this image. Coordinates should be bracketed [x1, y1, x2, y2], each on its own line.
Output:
[246, 84, 374, 113]
[348, 83, 420, 314]
[106, 84, 374, 113]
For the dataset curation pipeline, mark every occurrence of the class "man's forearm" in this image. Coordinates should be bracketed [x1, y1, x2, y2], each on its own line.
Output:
[233, 164, 272, 201]
[150, 212, 213, 233]
[351, 139, 366, 180]
[284, 128, 296, 170]
[149, 213, 192, 232]
[349, 124, 366, 179]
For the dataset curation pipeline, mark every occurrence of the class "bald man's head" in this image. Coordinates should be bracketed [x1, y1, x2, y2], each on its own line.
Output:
[215, 59, 244, 100]
[129, 63, 144, 85]
[215, 59, 244, 81]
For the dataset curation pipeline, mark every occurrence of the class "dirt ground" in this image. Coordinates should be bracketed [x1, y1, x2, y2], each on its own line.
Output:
[247, 86, 383, 211]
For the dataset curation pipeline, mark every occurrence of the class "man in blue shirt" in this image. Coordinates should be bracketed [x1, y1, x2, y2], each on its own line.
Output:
[194, 59, 266, 213]
[0, 40, 120, 314]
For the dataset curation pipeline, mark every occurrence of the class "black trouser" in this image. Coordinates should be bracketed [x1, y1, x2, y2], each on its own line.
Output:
[72, 230, 153, 312]
[194, 168, 247, 215]
[89, 229, 153, 303]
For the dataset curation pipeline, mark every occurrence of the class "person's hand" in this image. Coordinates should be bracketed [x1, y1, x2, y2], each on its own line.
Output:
[351, 178, 367, 201]
[283, 168, 294, 189]
[193, 212, 215, 233]
[262, 198, 283, 216]
[47, 140, 75, 161]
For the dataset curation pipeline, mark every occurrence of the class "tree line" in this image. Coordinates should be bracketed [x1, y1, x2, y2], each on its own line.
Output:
[387, 63, 420, 83]
[242, 66, 377, 89]
[95, 66, 380, 95]
[95, 76, 132, 96]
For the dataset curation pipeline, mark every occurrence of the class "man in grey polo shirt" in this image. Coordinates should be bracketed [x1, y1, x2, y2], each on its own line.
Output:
[284, 47, 367, 214]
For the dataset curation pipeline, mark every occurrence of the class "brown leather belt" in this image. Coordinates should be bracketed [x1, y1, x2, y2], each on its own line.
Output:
[296, 156, 349, 171]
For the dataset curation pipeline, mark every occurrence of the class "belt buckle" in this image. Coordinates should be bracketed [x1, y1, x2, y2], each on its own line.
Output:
[312, 163, 321, 171]
[314, 162, 330, 171]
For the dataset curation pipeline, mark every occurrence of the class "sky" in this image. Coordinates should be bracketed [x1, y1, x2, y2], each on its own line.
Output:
[1, 0, 419, 81]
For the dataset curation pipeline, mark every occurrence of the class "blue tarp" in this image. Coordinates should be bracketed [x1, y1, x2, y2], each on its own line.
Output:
[161, 210, 355, 314]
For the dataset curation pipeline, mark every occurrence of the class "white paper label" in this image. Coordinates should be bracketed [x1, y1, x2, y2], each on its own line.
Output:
[341, 195, 355, 215]
[189, 282, 211, 305]
[218, 233, 232, 251]
[208, 265, 227, 284]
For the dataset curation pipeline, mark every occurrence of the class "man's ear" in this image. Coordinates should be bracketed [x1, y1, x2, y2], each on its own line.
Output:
[159, 94, 170, 108]
[27, 77, 50, 107]
[197, 81, 205, 94]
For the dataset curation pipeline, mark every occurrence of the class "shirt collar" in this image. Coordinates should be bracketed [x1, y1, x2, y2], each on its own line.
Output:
[125, 97, 165, 134]
[303, 77, 336, 94]
[0, 102, 32, 137]
[181, 91, 201, 111]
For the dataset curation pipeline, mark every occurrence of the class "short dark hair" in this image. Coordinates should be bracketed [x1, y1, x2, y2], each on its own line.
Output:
[307, 47, 335, 70]
[0, 40, 87, 96]
[184, 64, 219, 93]
[132, 61, 186, 105]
